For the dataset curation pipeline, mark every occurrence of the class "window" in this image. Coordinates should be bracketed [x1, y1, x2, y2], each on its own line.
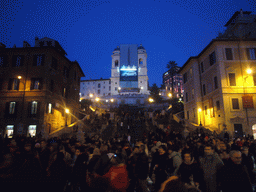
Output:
[98, 83, 101, 88]
[115, 60, 118, 67]
[183, 73, 188, 84]
[115, 87, 117, 91]
[31, 101, 38, 114]
[52, 57, 58, 70]
[200, 62, 204, 73]
[31, 78, 42, 90]
[229, 73, 236, 86]
[205, 106, 207, 115]
[209, 51, 216, 66]
[9, 102, 16, 114]
[8, 78, 20, 90]
[202, 84, 206, 95]
[103, 86, 105, 89]
[109, 86, 111, 91]
[48, 103, 53, 114]
[187, 111, 189, 119]
[186, 92, 188, 102]
[109, 80, 111, 84]
[50, 80, 54, 92]
[98, 90, 100, 94]
[225, 48, 233, 60]
[12, 55, 24, 67]
[189, 68, 193, 77]
[139, 58, 143, 65]
[0, 55, 8, 67]
[33, 55, 44, 66]
[115, 82, 117, 84]
[216, 101, 220, 110]
[214, 76, 218, 89]
[63, 66, 69, 78]
[63, 87, 66, 98]
[232, 98, 239, 109]
[247, 48, 256, 60]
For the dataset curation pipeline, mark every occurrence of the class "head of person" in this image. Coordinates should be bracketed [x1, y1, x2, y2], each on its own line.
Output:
[230, 150, 242, 164]
[159, 176, 187, 192]
[204, 143, 214, 156]
[158, 145, 167, 155]
[40, 140, 47, 149]
[182, 150, 193, 165]
[242, 146, 249, 156]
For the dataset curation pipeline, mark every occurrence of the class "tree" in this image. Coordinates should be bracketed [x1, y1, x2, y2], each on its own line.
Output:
[149, 83, 162, 103]
[166, 61, 179, 97]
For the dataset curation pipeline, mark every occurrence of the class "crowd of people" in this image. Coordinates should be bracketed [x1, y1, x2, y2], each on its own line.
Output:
[0, 110, 256, 192]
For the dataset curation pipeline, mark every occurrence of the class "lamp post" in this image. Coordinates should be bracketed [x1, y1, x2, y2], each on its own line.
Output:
[198, 108, 202, 126]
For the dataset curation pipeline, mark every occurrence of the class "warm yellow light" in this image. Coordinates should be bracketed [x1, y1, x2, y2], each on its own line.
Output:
[149, 98, 154, 103]
[95, 97, 100, 102]
[89, 94, 93, 98]
[198, 108, 202, 112]
[247, 68, 252, 74]
[106, 100, 109, 102]
[168, 93, 172, 97]
[18, 76, 22, 79]
[159, 93, 161, 95]
[141, 87, 143, 90]
[65, 108, 69, 114]
[118, 87, 121, 90]
[110, 99, 114, 102]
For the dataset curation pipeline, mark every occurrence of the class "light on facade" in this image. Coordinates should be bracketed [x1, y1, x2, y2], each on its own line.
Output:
[118, 87, 121, 90]
[89, 94, 93, 98]
[110, 99, 114, 102]
[65, 108, 69, 114]
[149, 98, 154, 103]
[18, 76, 22, 79]
[95, 97, 100, 102]
[106, 100, 109, 102]
[198, 108, 202, 112]
[168, 93, 172, 97]
[141, 87, 143, 90]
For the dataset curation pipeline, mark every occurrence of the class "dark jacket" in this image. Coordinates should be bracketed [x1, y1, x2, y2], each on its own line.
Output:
[218, 158, 253, 192]
[93, 153, 112, 176]
[135, 152, 149, 180]
[242, 153, 255, 183]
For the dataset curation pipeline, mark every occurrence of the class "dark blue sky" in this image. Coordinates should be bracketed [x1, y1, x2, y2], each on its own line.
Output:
[1, 0, 255, 87]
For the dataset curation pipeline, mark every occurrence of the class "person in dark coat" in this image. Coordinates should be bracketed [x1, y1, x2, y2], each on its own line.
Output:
[177, 150, 204, 190]
[218, 150, 253, 192]
[149, 145, 169, 191]
[241, 146, 255, 184]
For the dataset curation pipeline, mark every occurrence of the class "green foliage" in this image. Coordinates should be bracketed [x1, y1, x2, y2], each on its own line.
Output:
[149, 83, 162, 103]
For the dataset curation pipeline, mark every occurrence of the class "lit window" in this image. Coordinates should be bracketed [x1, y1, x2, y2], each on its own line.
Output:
[9, 102, 16, 114]
[31, 101, 38, 114]
[48, 103, 52, 114]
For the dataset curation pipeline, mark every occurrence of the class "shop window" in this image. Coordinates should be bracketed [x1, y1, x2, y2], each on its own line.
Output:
[28, 125, 37, 137]
[6, 125, 14, 138]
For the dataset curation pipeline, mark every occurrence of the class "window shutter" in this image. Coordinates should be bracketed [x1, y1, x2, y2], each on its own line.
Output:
[27, 102, 32, 118]
[39, 78, 43, 90]
[37, 102, 41, 118]
[12, 56, 16, 67]
[5, 102, 10, 117]
[8, 79, 13, 90]
[33, 55, 37, 66]
[41, 55, 45, 66]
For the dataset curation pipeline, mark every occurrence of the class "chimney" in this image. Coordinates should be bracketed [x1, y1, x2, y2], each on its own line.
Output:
[0, 43, 6, 48]
[240, 9, 243, 17]
[23, 41, 31, 48]
[35, 37, 39, 47]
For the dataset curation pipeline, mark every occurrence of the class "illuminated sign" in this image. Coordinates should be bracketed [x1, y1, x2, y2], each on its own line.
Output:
[120, 65, 138, 81]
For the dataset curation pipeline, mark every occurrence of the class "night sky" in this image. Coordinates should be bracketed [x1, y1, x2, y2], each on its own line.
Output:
[1, 0, 255, 87]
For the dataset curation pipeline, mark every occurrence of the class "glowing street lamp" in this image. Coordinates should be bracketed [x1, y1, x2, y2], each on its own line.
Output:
[95, 97, 100, 102]
[65, 108, 69, 114]
[18, 76, 22, 79]
[168, 93, 172, 98]
[89, 93, 93, 98]
[149, 98, 154, 103]
[247, 68, 252, 74]
[118, 87, 121, 90]
[110, 99, 114, 103]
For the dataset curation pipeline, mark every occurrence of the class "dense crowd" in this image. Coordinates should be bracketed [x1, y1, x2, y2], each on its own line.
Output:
[0, 110, 256, 192]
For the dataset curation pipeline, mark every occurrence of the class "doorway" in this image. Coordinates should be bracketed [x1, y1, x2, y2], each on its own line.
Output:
[234, 124, 243, 138]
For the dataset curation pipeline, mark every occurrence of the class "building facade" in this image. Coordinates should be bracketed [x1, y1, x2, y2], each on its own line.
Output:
[0, 37, 84, 138]
[179, 10, 256, 138]
[80, 79, 111, 100]
[163, 67, 184, 98]
[110, 44, 149, 95]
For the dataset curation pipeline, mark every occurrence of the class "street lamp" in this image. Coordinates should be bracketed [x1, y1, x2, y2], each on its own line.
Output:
[95, 97, 100, 102]
[149, 98, 154, 103]
[17, 75, 26, 135]
[168, 93, 172, 98]
[89, 93, 93, 98]
[110, 99, 114, 102]
[198, 108, 202, 126]
[247, 68, 252, 75]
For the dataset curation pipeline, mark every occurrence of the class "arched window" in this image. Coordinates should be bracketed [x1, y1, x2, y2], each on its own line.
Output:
[139, 58, 143, 65]
[115, 60, 118, 67]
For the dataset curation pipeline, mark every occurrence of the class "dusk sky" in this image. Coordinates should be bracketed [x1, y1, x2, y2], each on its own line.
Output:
[1, 0, 255, 87]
